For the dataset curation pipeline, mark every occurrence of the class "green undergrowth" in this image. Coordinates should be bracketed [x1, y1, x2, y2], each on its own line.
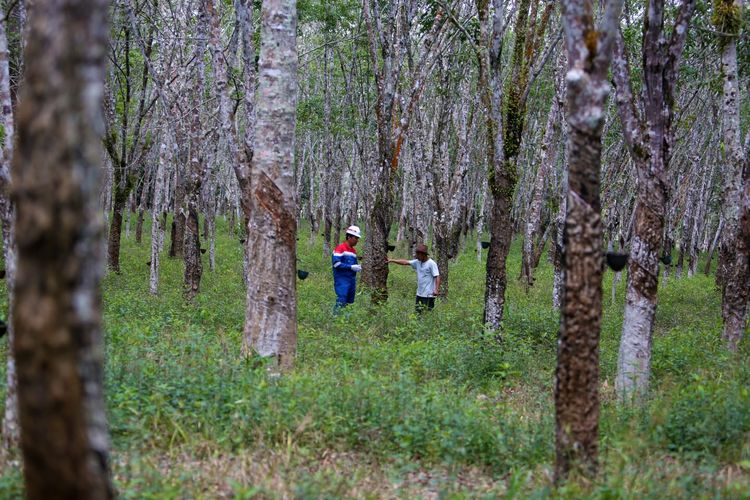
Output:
[1, 216, 750, 497]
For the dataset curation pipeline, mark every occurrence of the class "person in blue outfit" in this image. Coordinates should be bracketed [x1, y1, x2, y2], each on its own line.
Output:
[332, 225, 362, 312]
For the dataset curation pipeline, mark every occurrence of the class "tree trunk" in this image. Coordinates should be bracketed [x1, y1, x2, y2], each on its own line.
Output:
[107, 197, 125, 272]
[481, 0, 552, 329]
[555, 0, 622, 481]
[170, 158, 186, 258]
[704, 217, 724, 276]
[715, 1, 744, 291]
[612, 0, 696, 400]
[713, 0, 748, 343]
[244, 0, 298, 368]
[150, 135, 171, 295]
[0, 11, 18, 449]
[476, 180, 488, 262]
[12, 0, 113, 493]
[135, 208, 144, 244]
[183, 1, 208, 300]
[722, 162, 750, 349]
[552, 136, 568, 310]
[134, 170, 148, 245]
[475, 0, 508, 331]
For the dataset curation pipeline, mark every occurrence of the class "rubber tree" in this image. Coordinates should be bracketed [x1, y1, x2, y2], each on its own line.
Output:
[103, 2, 154, 272]
[479, 0, 554, 330]
[183, 1, 209, 299]
[555, 0, 623, 481]
[612, 0, 696, 399]
[713, 0, 749, 349]
[361, 0, 447, 303]
[244, 0, 299, 368]
[12, 0, 113, 493]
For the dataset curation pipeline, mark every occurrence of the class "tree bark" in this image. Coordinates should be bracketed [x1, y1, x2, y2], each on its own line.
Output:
[480, 0, 552, 329]
[612, 0, 696, 400]
[150, 132, 171, 295]
[244, 0, 298, 368]
[713, 0, 748, 348]
[0, 10, 18, 449]
[107, 197, 125, 272]
[722, 160, 750, 349]
[183, 2, 209, 299]
[704, 217, 724, 275]
[715, 0, 744, 291]
[476, 0, 507, 331]
[555, 0, 622, 480]
[12, 0, 113, 493]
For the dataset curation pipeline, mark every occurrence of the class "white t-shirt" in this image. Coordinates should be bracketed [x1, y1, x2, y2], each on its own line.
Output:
[409, 258, 440, 297]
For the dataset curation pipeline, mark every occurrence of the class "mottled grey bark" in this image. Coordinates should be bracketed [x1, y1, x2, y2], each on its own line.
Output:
[476, 0, 507, 331]
[555, 0, 622, 480]
[716, 0, 744, 292]
[480, 0, 553, 330]
[244, 0, 298, 368]
[713, 0, 749, 349]
[321, 39, 341, 258]
[612, 0, 696, 400]
[150, 131, 171, 295]
[12, 0, 113, 494]
[183, 1, 209, 299]
[723, 160, 750, 349]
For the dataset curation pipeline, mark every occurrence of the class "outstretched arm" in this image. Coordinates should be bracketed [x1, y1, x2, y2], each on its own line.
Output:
[388, 258, 411, 266]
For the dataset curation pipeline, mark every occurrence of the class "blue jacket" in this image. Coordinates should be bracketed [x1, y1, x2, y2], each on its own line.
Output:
[332, 242, 358, 284]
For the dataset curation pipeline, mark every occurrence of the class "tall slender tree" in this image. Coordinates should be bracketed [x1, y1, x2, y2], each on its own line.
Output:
[183, 1, 209, 299]
[612, 0, 696, 399]
[712, 0, 749, 349]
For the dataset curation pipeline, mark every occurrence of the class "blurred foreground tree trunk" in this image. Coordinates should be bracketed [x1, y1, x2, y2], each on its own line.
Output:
[0, 7, 18, 448]
[12, 0, 113, 494]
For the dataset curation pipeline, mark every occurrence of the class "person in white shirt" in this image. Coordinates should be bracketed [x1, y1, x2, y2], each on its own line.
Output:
[387, 244, 441, 312]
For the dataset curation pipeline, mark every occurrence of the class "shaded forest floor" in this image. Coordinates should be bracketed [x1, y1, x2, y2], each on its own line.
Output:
[2, 217, 750, 498]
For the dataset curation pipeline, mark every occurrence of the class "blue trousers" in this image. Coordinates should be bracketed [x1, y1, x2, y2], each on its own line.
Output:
[334, 278, 356, 311]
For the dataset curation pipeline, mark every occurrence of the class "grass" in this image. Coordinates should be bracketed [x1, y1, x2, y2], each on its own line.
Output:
[1, 215, 750, 498]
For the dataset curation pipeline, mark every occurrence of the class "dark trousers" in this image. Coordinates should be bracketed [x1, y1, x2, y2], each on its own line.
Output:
[334, 278, 356, 313]
[415, 295, 435, 313]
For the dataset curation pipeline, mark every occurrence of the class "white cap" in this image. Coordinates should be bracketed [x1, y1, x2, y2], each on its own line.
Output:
[345, 225, 361, 238]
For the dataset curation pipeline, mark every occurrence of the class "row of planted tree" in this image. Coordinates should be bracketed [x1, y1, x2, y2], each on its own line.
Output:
[1, 0, 750, 494]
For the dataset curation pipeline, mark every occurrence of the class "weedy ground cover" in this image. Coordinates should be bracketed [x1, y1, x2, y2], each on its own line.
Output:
[1, 217, 749, 497]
